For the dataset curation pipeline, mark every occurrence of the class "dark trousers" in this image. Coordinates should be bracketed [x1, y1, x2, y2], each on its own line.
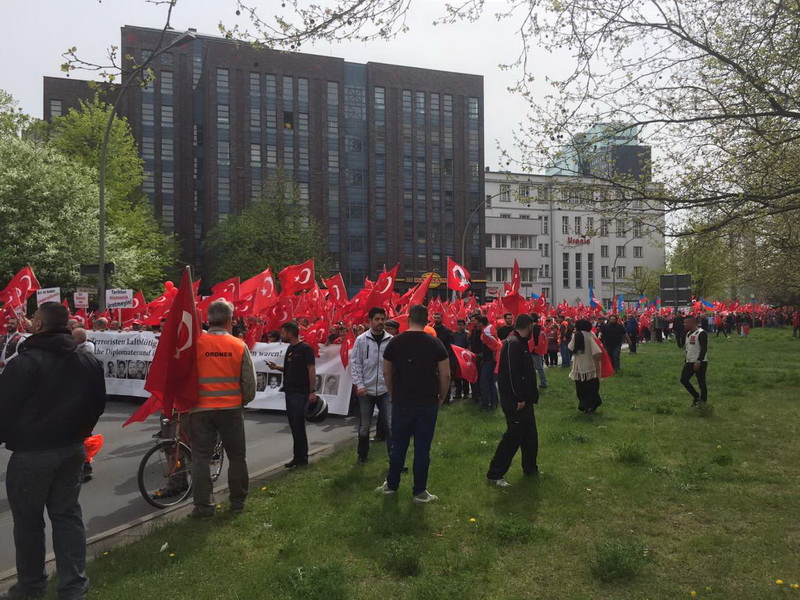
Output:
[6, 443, 88, 600]
[480, 360, 499, 409]
[675, 330, 685, 348]
[387, 403, 439, 496]
[285, 392, 309, 463]
[680, 362, 708, 402]
[190, 408, 249, 507]
[607, 344, 622, 371]
[470, 358, 482, 403]
[487, 399, 538, 479]
[453, 378, 469, 399]
[547, 350, 559, 366]
[358, 392, 392, 459]
[628, 337, 637, 353]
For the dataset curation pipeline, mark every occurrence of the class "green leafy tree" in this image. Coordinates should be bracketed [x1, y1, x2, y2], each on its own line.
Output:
[48, 96, 177, 297]
[0, 90, 32, 138]
[668, 229, 735, 299]
[619, 266, 662, 303]
[0, 136, 98, 289]
[205, 170, 331, 284]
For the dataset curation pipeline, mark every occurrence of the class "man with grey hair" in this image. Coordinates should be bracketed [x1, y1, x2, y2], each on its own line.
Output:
[71, 328, 95, 355]
[189, 299, 256, 518]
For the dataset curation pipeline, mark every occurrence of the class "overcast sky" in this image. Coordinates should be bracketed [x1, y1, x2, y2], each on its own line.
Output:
[0, 0, 571, 170]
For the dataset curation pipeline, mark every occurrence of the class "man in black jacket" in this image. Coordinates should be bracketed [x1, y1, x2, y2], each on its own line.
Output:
[486, 314, 539, 487]
[0, 302, 106, 600]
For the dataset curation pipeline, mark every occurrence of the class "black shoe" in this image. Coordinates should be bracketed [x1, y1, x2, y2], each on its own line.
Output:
[284, 460, 309, 469]
[523, 468, 540, 477]
[691, 397, 700, 407]
[229, 501, 245, 515]
[0, 585, 44, 599]
[357, 455, 368, 465]
[370, 436, 385, 443]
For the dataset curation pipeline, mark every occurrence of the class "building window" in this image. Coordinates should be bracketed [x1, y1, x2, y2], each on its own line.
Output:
[562, 216, 569, 234]
[634, 265, 643, 276]
[520, 214, 530, 219]
[601, 265, 609, 279]
[633, 219, 643, 237]
[587, 253, 595, 288]
[538, 243, 550, 257]
[542, 215, 549, 235]
[600, 219, 609, 237]
[542, 287, 550, 298]
[49, 99, 63, 119]
[495, 268, 508, 282]
[495, 234, 508, 248]
[500, 184, 511, 202]
[468, 97, 479, 119]
[485, 194, 493, 208]
[574, 216, 582, 235]
[575, 253, 582, 288]
[601, 245, 609, 258]
[616, 218, 626, 238]
[617, 266, 626, 279]
[500, 213, 512, 218]
[633, 246, 643, 258]
[616, 245, 626, 258]
[562, 253, 570, 288]
[520, 268, 535, 283]
[586, 217, 594, 235]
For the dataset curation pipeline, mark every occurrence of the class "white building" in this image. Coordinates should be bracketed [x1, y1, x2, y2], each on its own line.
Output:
[484, 170, 665, 308]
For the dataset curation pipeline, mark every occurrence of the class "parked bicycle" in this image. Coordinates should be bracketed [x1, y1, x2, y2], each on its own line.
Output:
[137, 414, 224, 509]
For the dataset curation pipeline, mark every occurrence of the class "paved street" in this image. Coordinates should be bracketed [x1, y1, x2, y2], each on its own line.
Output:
[0, 400, 356, 576]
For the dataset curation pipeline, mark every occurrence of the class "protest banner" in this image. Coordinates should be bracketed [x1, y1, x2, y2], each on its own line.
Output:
[88, 332, 352, 415]
[36, 287, 60, 306]
[106, 289, 134, 310]
[247, 342, 352, 416]
[74, 291, 89, 308]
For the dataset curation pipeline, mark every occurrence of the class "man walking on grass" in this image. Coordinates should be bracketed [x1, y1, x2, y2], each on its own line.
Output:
[680, 315, 709, 407]
[378, 304, 450, 504]
[486, 314, 540, 487]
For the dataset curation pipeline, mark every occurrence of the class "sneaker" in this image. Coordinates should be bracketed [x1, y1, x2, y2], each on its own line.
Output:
[487, 477, 511, 487]
[188, 506, 215, 519]
[229, 501, 245, 515]
[284, 460, 309, 469]
[376, 481, 397, 495]
[412, 490, 438, 504]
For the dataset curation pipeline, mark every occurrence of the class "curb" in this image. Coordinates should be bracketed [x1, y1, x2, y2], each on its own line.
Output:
[0, 430, 359, 591]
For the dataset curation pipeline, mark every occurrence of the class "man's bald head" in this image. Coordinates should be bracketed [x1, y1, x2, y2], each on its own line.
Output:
[72, 328, 88, 344]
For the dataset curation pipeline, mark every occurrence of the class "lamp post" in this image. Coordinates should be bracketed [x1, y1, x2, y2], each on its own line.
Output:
[460, 190, 506, 270]
[97, 30, 196, 310]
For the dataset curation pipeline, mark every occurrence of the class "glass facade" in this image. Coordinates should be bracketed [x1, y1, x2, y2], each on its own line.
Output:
[216, 68, 231, 216]
[159, 70, 175, 230]
[343, 63, 368, 288]
[326, 81, 340, 255]
[249, 72, 262, 200]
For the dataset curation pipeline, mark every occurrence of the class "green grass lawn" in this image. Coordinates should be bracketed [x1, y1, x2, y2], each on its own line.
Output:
[83, 328, 800, 599]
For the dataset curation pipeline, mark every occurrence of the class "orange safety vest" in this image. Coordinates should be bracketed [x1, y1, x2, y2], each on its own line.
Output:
[195, 332, 246, 410]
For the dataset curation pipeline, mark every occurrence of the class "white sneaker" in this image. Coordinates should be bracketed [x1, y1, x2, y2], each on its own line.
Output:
[412, 490, 439, 504]
[487, 477, 511, 487]
[376, 481, 396, 495]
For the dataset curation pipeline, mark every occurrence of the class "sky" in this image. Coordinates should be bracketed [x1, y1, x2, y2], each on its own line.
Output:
[0, 0, 570, 170]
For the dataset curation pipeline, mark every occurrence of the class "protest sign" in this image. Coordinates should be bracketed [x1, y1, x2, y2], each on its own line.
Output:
[74, 291, 89, 308]
[36, 287, 60, 306]
[106, 289, 134, 309]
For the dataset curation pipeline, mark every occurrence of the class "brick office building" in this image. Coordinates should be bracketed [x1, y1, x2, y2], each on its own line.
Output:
[44, 25, 485, 292]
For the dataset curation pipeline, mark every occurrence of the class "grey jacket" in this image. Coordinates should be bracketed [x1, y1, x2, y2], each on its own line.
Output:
[349, 330, 393, 396]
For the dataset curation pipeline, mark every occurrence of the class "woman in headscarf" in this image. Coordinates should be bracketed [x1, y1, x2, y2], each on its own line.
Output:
[567, 319, 603, 412]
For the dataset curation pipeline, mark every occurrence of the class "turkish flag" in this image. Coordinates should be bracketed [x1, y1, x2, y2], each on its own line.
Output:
[447, 257, 471, 292]
[263, 296, 294, 331]
[323, 273, 349, 306]
[401, 272, 434, 307]
[451, 344, 478, 383]
[251, 268, 278, 316]
[121, 290, 147, 322]
[198, 277, 240, 316]
[240, 267, 271, 299]
[0, 265, 40, 306]
[364, 264, 398, 309]
[279, 259, 315, 295]
[128, 267, 201, 423]
[339, 328, 356, 368]
[245, 322, 264, 350]
[234, 292, 255, 318]
[511, 259, 521, 293]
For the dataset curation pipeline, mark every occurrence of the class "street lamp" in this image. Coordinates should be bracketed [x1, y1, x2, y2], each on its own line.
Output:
[97, 30, 196, 310]
[460, 190, 506, 269]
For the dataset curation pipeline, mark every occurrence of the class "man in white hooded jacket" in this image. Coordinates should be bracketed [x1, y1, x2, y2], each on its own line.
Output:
[349, 307, 393, 464]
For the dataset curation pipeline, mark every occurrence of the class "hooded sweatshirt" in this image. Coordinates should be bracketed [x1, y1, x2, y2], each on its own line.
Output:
[0, 328, 106, 451]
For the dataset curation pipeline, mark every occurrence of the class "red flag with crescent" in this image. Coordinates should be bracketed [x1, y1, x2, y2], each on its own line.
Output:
[121, 290, 147, 322]
[125, 267, 201, 425]
[446, 258, 471, 292]
[323, 273, 349, 307]
[263, 296, 295, 331]
[364, 264, 398, 309]
[451, 344, 478, 383]
[511, 259, 521, 293]
[0, 265, 40, 306]
[251, 268, 278, 316]
[279, 259, 315, 295]
[339, 328, 356, 368]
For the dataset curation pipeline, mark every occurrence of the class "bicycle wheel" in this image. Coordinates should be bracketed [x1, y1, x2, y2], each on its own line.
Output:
[137, 440, 193, 509]
[210, 437, 225, 483]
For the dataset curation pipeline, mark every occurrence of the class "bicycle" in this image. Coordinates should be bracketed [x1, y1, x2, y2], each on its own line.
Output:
[137, 414, 225, 509]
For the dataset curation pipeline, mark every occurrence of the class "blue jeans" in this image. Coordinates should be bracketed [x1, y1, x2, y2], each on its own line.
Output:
[560, 341, 572, 367]
[480, 360, 499, 408]
[6, 443, 89, 600]
[358, 393, 392, 460]
[533, 354, 547, 386]
[608, 345, 622, 371]
[387, 403, 439, 496]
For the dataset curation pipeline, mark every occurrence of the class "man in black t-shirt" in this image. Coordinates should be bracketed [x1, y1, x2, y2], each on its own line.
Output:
[497, 313, 514, 340]
[379, 305, 450, 504]
[267, 322, 317, 468]
[599, 315, 630, 373]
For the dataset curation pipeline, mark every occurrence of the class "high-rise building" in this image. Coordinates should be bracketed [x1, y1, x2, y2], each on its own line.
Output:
[43, 25, 485, 293]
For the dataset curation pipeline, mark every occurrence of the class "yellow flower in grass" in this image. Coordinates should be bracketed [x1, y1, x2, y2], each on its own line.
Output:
[469, 518, 477, 523]
[261, 486, 267, 491]
[690, 591, 697, 598]
[716, 445, 722, 450]
[776, 579, 784, 585]
[169, 553, 175, 558]
[790, 582, 799, 589]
